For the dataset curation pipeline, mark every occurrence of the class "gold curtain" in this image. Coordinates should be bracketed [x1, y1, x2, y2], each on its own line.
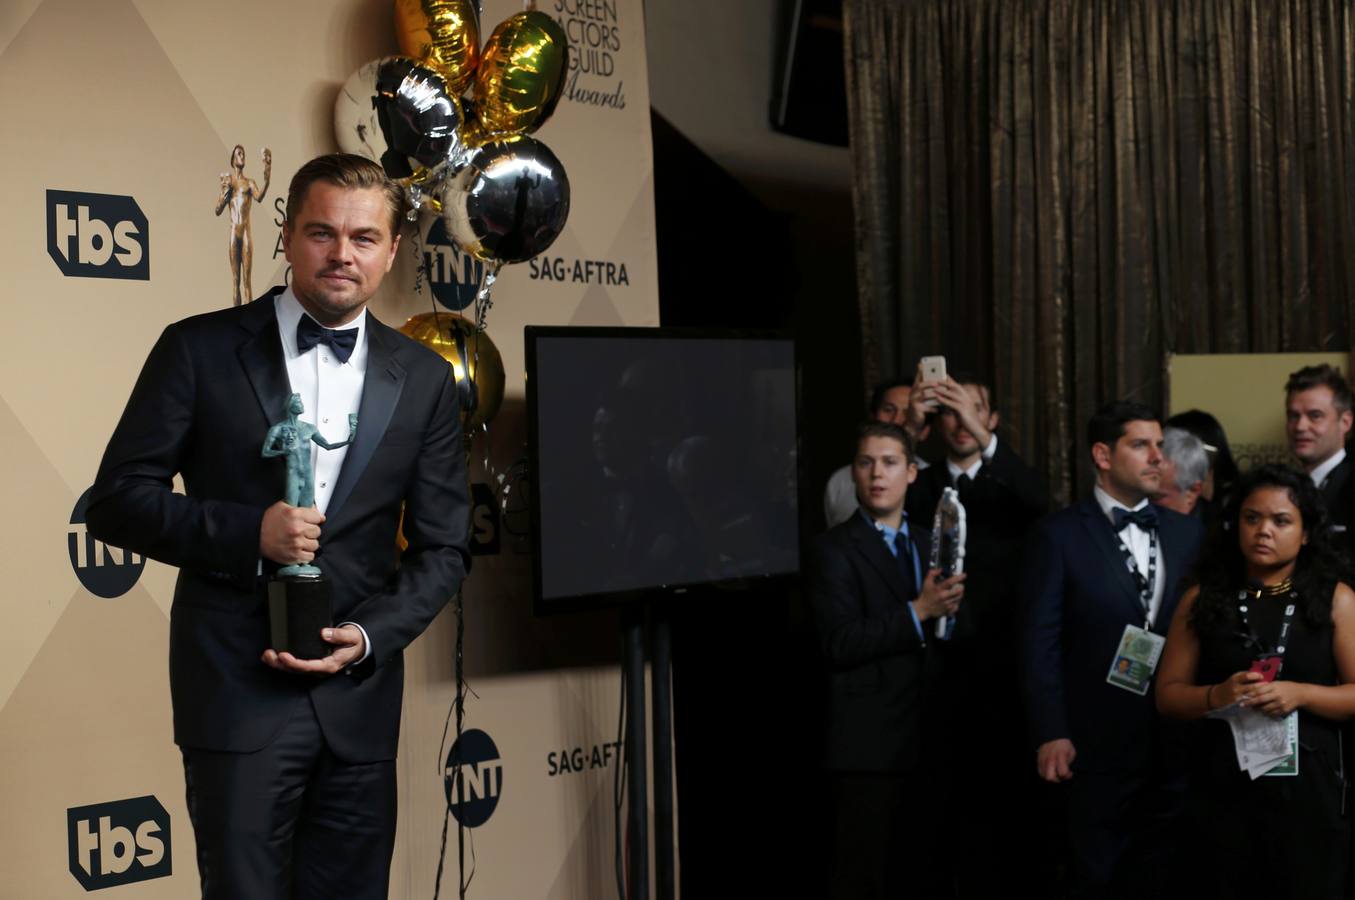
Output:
[845, 0, 1355, 503]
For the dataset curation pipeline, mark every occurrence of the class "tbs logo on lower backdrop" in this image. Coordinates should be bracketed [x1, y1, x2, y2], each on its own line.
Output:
[67, 795, 171, 890]
[46, 189, 149, 280]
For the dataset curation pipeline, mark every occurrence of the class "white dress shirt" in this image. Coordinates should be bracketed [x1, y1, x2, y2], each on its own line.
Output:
[945, 434, 998, 482]
[274, 288, 372, 664]
[1310, 447, 1347, 489]
[275, 288, 367, 515]
[1093, 484, 1166, 627]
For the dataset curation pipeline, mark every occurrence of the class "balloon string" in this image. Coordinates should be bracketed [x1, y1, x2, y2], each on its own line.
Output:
[470, 261, 500, 478]
[412, 227, 426, 296]
[472, 262, 501, 334]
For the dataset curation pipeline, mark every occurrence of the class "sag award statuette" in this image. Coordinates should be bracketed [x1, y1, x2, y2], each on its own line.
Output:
[261, 393, 357, 659]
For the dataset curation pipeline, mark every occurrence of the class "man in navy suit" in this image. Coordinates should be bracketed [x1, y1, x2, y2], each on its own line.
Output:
[1022, 401, 1203, 898]
[86, 154, 470, 899]
[904, 372, 1048, 897]
[808, 421, 967, 900]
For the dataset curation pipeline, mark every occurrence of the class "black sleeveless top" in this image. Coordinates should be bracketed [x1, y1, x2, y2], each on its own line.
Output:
[1194, 588, 1342, 782]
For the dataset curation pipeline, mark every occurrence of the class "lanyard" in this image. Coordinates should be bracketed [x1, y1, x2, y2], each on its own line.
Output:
[1236, 587, 1299, 663]
[1113, 526, 1158, 626]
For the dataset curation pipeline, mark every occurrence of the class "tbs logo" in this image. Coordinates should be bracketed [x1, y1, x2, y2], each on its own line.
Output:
[444, 728, 503, 827]
[422, 215, 484, 311]
[69, 488, 144, 598]
[47, 190, 149, 280]
[67, 795, 171, 890]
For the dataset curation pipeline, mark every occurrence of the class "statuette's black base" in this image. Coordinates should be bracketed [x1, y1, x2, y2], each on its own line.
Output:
[268, 574, 333, 660]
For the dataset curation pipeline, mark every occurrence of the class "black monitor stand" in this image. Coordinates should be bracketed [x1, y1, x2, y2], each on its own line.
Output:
[622, 601, 676, 900]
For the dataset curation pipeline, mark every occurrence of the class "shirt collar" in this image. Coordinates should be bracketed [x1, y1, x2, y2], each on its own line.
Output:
[1093, 483, 1149, 525]
[947, 456, 983, 481]
[858, 506, 908, 542]
[1309, 447, 1347, 487]
[945, 433, 996, 481]
[275, 286, 368, 364]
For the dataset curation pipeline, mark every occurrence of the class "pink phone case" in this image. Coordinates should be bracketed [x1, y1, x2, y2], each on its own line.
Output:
[1249, 656, 1281, 683]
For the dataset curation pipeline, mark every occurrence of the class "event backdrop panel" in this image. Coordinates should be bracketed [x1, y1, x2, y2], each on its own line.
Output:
[1168, 353, 1351, 470]
[0, 0, 659, 895]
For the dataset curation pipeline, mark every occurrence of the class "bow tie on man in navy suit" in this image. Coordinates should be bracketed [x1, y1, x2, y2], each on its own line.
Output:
[1112, 505, 1158, 532]
[296, 314, 358, 363]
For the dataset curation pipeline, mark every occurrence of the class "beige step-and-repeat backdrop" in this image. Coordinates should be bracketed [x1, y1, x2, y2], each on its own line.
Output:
[0, 0, 659, 896]
[1169, 352, 1351, 466]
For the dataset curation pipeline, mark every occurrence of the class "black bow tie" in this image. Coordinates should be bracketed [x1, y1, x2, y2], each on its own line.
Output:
[296, 315, 358, 363]
[1113, 505, 1158, 533]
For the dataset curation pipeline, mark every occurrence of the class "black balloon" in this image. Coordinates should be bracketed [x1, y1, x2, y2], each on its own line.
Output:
[439, 134, 571, 264]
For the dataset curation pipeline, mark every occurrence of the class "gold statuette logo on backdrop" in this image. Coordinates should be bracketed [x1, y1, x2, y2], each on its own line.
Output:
[215, 144, 272, 306]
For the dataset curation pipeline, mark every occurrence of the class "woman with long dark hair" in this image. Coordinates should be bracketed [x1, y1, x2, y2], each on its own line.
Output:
[1157, 464, 1355, 898]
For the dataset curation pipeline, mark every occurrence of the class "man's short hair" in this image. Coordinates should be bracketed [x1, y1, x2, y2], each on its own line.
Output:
[1087, 401, 1159, 451]
[868, 377, 914, 416]
[856, 421, 915, 463]
[949, 370, 997, 413]
[285, 153, 406, 237]
[1284, 363, 1353, 413]
[1162, 427, 1209, 491]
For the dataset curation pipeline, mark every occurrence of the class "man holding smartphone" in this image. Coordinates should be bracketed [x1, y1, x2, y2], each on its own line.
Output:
[905, 362, 1049, 897]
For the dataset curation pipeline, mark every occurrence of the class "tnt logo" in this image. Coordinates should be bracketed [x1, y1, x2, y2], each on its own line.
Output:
[47, 190, 149, 280]
[423, 215, 483, 311]
[69, 488, 144, 598]
[444, 728, 503, 827]
[67, 795, 171, 890]
[470, 482, 500, 556]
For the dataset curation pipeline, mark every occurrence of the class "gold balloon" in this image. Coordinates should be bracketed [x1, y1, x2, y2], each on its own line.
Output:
[474, 11, 569, 135]
[399, 312, 505, 431]
[394, 0, 481, 96]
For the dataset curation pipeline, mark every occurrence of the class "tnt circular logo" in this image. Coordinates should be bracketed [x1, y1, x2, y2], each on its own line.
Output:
[68, 488, 144, 598]
[444, 728, 503, 827]
[422, 215, 485, 312]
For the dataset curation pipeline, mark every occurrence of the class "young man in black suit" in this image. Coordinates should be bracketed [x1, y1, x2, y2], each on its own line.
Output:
[1022, 402, 1203, 897]
[822, 377, 930, 528]
[809, 421, 966, 900]
[86, 154, 470, 899]
[904, 373, 1048, 896]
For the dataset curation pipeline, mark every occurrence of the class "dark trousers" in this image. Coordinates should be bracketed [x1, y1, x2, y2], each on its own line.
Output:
[1064, 770, 1186, 900]
[828, 770, 949, 900]
[180, 697, 397, 900]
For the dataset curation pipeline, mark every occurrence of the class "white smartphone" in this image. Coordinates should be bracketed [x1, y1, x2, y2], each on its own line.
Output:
[919, 355, 947, 383]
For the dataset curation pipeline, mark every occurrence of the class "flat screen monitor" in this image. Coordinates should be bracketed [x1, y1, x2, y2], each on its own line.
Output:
[526, 326, 801, 611]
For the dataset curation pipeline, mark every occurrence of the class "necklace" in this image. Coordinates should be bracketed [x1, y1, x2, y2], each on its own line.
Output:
[1246, 577, 1294, 601]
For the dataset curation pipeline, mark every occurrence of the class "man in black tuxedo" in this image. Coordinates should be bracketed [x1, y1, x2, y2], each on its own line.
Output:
[1285, 363, 1354, 538]
[86, 154, 470, 899]
[1022, 402, 1203, 898]
[808, 421, 966, 900]
[904, 373, 1048, 896]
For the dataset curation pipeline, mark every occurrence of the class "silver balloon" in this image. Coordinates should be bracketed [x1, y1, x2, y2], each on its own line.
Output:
[439, 134, 570, 265]
[334, 56, 462, 181]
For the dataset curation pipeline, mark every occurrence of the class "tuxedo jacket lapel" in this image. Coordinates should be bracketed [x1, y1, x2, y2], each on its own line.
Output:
[1154, 509, 1191, 634]
[236, 290, 292, 429]
[846, 514, 912, 599]
[1077, 500, 1144, 622]
[326, 315, 406, 520]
